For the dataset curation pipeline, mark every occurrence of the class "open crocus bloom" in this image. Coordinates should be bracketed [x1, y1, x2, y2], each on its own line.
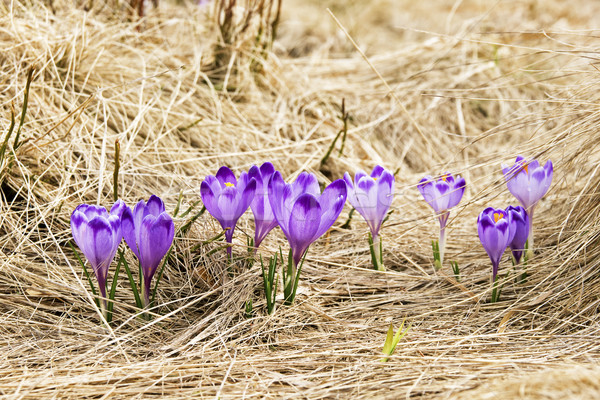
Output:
[505, 205, 529, 264]
[344, 165, 394, 271]
[121, 195, 175, 307]
[200, 166, 257, 256]
[343, 165, 394, 241]
[502, 156, 553, 211]
[477, 207, 516, 281]
[70, 200, 126, 314]
[418, 172, 466, 267]
[502, 156, 552, 257]
[268, 171, 347, 267]
[248, 162, 279, 249]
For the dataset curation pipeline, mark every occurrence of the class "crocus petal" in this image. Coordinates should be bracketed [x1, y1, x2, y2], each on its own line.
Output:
[110, 199, 127, 218]
[447, 176, 466, 209]
[259, 162, 275, 177]
[375, 171, 395, 228]
[269, 172, 292, 236]
[200, 180, 221, 221]
[371, 165, 385, 179]
[433, 181, 451, 212]
[506, 205, 529, 262]
[288, 194, 321, 266]
[351, 176, 378, 233]
[292, 172, 320, 198]
[343, 172, 355, 193]
[121, 206, 140, 259]
[146, 195, 165, 217]
[87, 216, 117, 293]
[138, 213, 175, 282]
[315, 179, 347, 239]
[236, 176, 256, 217]
[216, 187, 239, 228]
[216, 166, 237, 186]
[71, 210, 90, 255]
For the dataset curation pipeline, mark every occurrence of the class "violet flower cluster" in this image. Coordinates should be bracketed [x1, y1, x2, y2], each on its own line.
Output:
[502, 156, 553, 259]
[71, 196, 174, 319]
[475, 155, 552, 302]
[416, 155, 551, 303]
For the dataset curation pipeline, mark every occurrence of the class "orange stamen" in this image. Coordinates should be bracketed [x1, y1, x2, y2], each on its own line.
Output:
[224, 182, 235, 187]
[493, 212, 503, 223]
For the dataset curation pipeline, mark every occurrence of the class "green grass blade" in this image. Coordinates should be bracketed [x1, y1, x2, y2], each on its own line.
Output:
[151, 247, 172, 306]
[106, 254, 122, 323]
[121, 251, 142, 309]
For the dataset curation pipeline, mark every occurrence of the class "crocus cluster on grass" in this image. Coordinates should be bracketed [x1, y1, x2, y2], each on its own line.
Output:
[202, 166, 348, 308]
[70, 196, 174, 320]
[71, 200, 126, 318]
[476, 155, 552, 302]
[418, 172, 466, 270]
[269, 171, 347, 304]
[502, 156, 553, 259]
[344, 166, 394, 271]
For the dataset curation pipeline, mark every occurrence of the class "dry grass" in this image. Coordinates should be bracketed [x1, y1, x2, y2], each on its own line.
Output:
[1, 0, 600, 398]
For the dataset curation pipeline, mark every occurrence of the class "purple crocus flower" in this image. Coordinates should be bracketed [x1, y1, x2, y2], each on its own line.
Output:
[200, 166, 257, 256]
[477, 207, 516, 282]
[502, 156, 552, 258]
[248, 162, 279, 249]
[505, 205, 529, 264]
[70, 200, 126, 315]
[343, 166, 394, 270]
[122, 195, 175, 308]
[268, 171, 347, 267]
[418, 172, 466, 268]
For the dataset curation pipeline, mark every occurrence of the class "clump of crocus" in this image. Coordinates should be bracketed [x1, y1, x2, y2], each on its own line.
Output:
[343, 166, 394, 271]
[248, 162, 279, 249]
[502, 156, 553, 258]
[70, 200, 126, 318]
[121, 195, 175, 310]
[418, 172, 466, 269]
[269, 171, 347, 305]
[477, 207, 516, 302]
[200, 166, 257, 257]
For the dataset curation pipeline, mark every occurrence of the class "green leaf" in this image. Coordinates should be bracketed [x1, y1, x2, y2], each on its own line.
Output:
[106, 254, 123, 323]
[121, 251, 142, 309]
[382, 322, 395, 355]
[151, 247, 172, 307]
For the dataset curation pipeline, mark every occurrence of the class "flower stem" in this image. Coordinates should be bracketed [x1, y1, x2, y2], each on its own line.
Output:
[438, 226, 446, 269]
[370, 234, 385, 271]
[526, 206, 535, 260]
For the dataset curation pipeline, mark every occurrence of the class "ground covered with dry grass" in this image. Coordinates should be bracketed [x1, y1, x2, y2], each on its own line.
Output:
[1, 0, 600, 398]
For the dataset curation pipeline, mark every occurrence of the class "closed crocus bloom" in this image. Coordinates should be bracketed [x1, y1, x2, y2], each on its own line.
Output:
[70, 200, 126, 315]
[502, 156, 553, 257]
[477, 207, 516, 282]
[269, 171, 347, 267]
[418, 172, 466, 268]
[121, 195, 175, 308]
[248, 162, 279, 249]
[505, 205, 529, 264]
[200, 166, 257, 256]
[343, 166, 394, 270]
